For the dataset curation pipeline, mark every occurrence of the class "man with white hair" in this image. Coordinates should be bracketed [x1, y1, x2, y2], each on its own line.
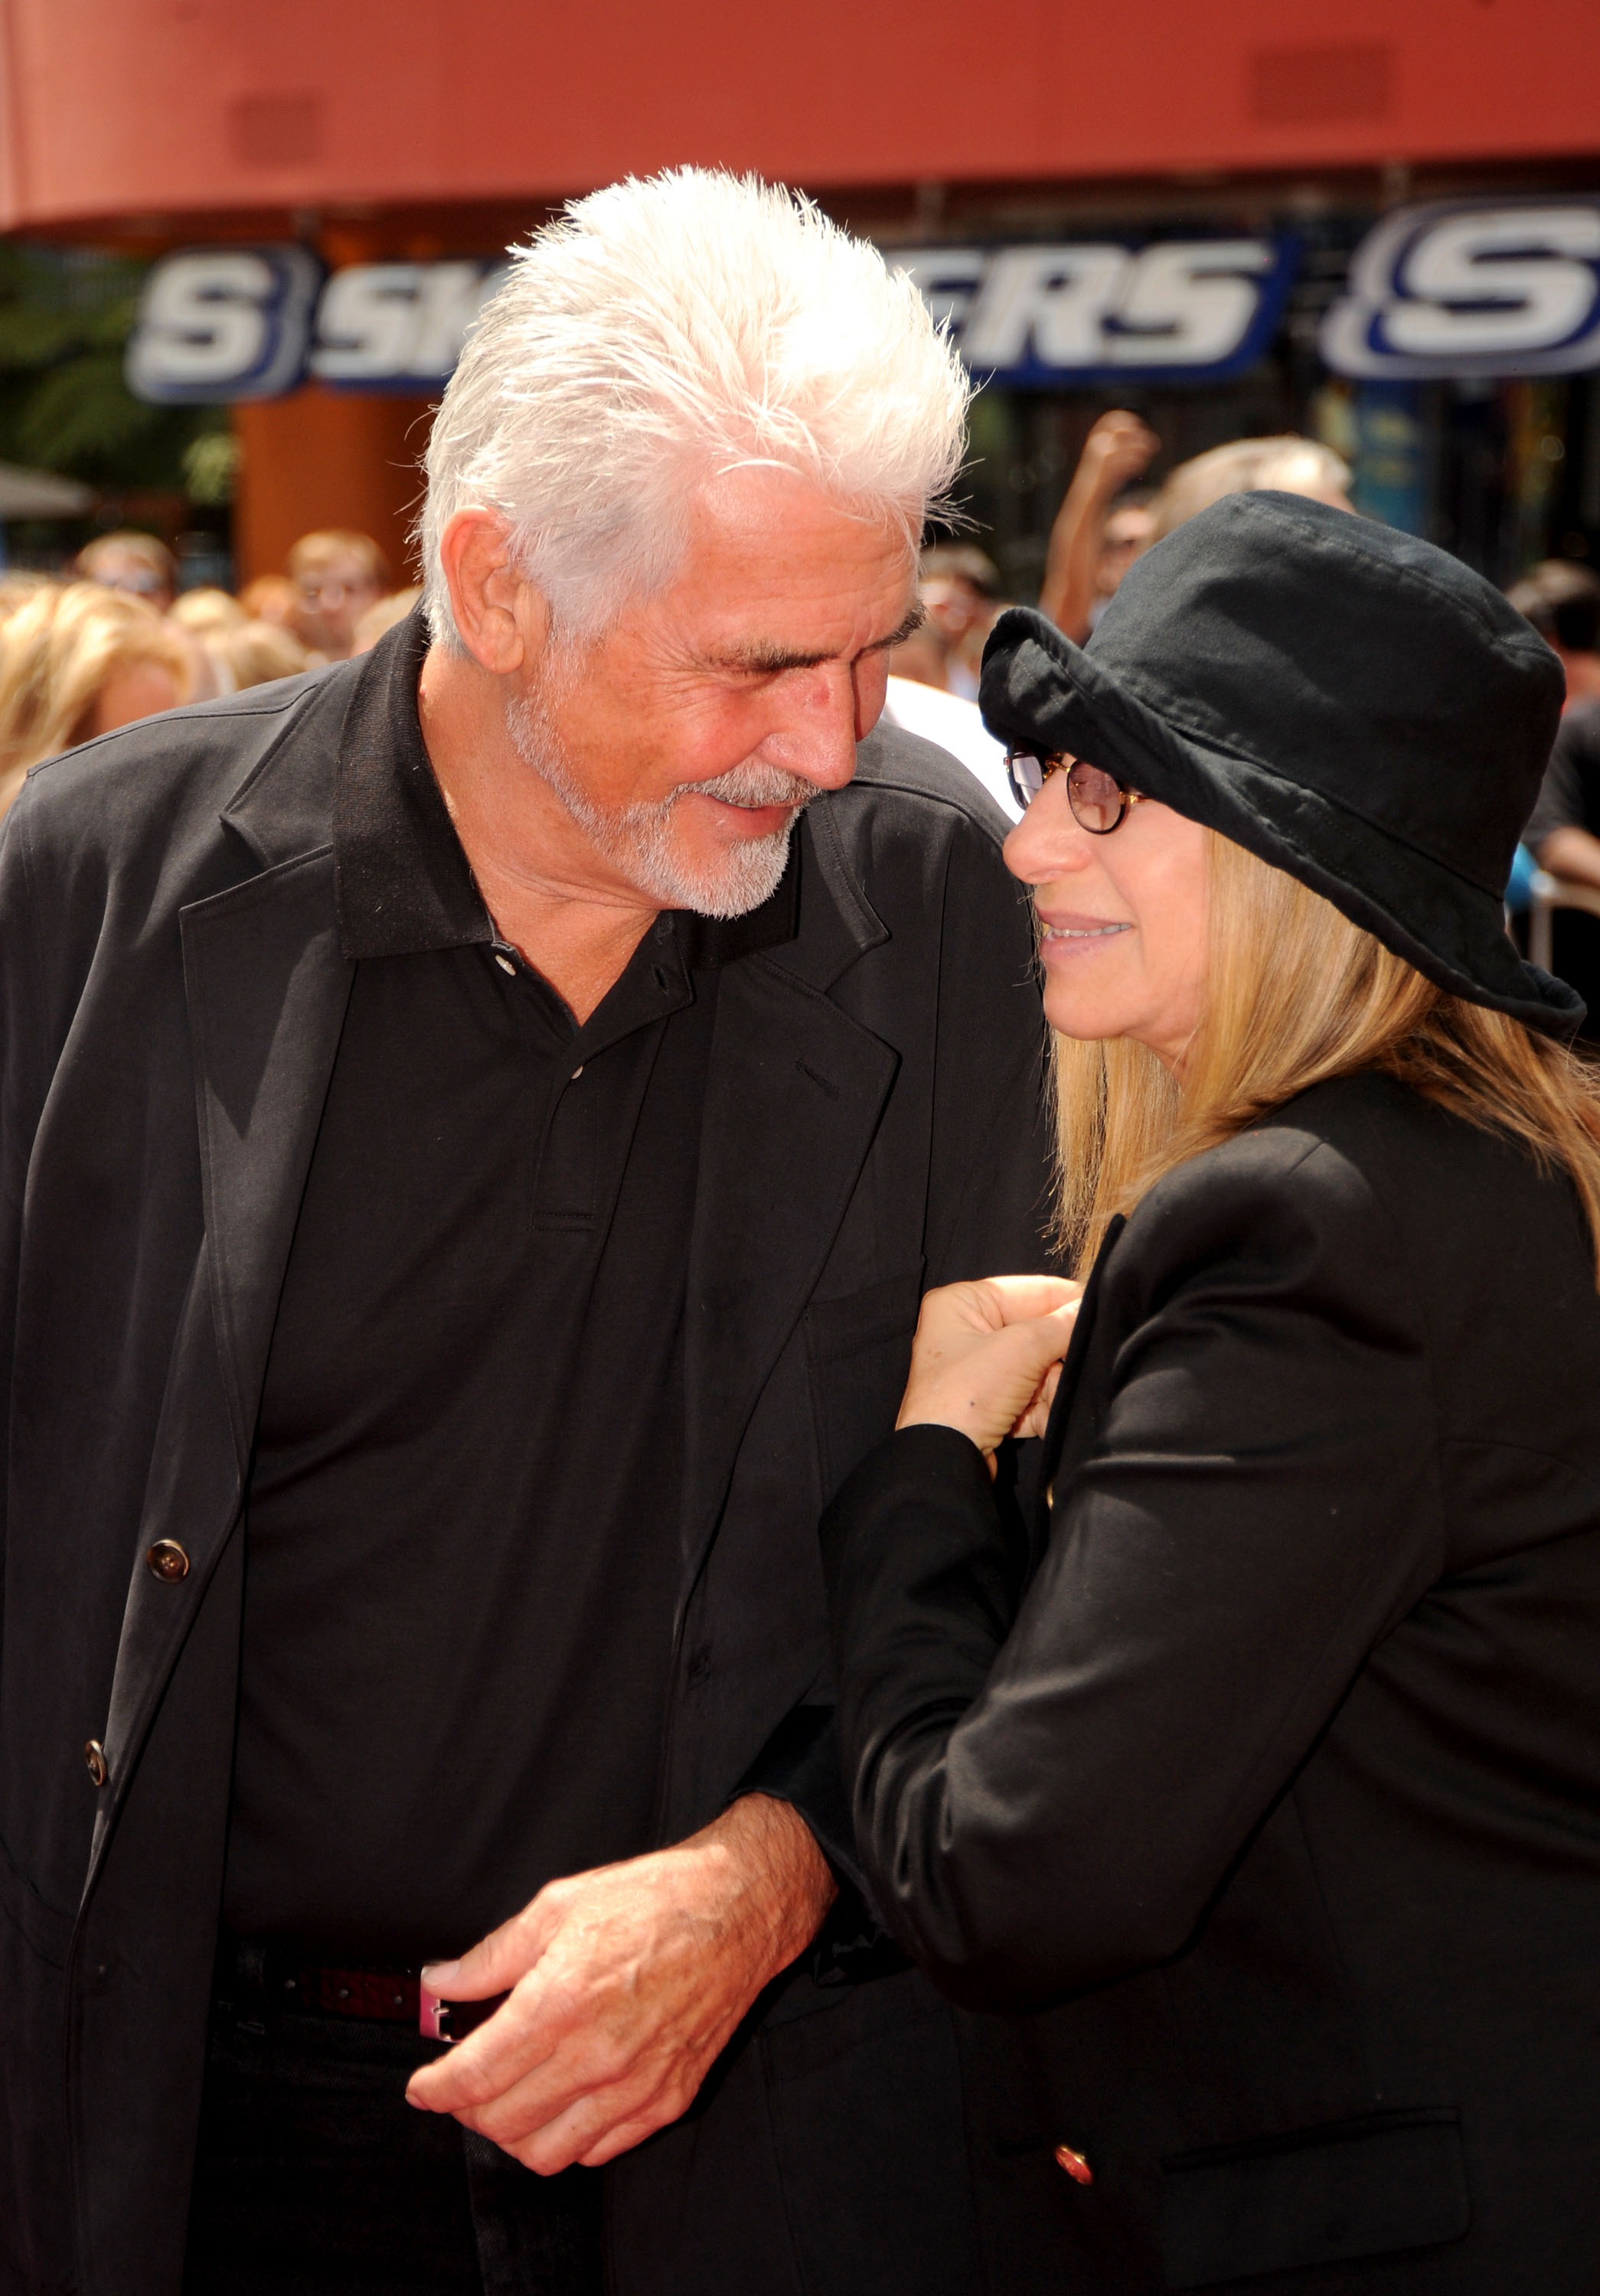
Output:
[0, 173, 1050, 2296]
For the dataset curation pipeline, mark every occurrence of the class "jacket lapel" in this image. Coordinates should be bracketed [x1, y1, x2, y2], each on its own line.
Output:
[87, 846, 354, 1890]
[678, 813, 899, 1603]
[181, 846, 355, 1470]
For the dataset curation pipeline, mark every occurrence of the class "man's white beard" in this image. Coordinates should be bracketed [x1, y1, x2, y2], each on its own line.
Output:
[505, 684, 814, 920]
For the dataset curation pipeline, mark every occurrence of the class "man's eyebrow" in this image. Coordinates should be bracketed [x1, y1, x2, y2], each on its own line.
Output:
[703, 600, 926, 677]
[868, 600, 928, 654]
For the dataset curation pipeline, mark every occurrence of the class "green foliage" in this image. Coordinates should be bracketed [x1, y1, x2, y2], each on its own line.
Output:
[181, 429, 240, 507]
[0, 241, 224, 491]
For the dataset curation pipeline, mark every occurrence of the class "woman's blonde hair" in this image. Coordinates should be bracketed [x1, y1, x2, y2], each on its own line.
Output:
[0, 582, 191, 818]
[1055, 830, 1600, 1280]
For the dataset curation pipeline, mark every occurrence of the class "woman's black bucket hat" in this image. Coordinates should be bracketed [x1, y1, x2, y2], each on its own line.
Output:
[978, 490, 1579, 1038]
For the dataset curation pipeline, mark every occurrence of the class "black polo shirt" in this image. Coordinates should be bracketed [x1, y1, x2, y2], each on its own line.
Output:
[220, 617, 798, 1962]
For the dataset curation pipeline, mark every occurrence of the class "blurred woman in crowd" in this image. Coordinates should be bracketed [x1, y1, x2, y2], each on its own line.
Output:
[208, 617, 309, 692]
[1147, 432, 1352, 537]
[168, 587, 247, 643]
[824, 493, 1600, 2293]
[74, 528, 178, 614]
[288, 528, 390, 661]
[0, 582, 191, 817]
[168, 587, 309, 695]
[0, 572, 54, 630]
[238, 573, 302, 631]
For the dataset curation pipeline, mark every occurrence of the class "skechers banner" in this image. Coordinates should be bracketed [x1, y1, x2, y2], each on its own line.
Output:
[126, 249, 511, 402]
[1320, 198, 1600, 380]
[889, 240, 1297, 382]
[123, 200, 1600, 405]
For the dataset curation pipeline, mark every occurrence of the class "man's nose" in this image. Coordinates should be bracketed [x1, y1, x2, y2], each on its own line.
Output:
[770, 667, 863, 793]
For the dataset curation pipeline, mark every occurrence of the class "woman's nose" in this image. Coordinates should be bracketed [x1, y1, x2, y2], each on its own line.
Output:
[1003, 775, 1092, 884]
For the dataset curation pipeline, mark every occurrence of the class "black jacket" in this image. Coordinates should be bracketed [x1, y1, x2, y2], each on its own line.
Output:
[0, 644, 1052, 2296]
[824, 1072, 1600, 2294]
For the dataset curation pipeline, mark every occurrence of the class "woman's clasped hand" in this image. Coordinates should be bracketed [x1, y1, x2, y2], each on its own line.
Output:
[894, 1275, 1082, 1459]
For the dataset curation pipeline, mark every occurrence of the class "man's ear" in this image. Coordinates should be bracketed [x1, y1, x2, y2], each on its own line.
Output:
[438, 508, 550, 674]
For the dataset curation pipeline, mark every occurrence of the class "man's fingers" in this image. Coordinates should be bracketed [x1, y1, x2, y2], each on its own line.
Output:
[420, 1894, 563, 2004]
[451, 2047, 611, 2158]
[407, 1968, 573, 2113]
[465, 2051, 687, 2173]
[441, 2013, 700, 2174]
[503, 2082, 681, 2176]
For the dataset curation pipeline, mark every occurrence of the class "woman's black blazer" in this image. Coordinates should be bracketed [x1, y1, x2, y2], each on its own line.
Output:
[823, 1071, 1600, 2295]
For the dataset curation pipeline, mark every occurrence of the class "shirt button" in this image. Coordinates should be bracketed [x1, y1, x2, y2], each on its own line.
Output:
[570, 1066, 583, 1081]
[83, 1740, 108, 1788]
[145, 1538, 190, 1583]
[493, 951, 516, 976]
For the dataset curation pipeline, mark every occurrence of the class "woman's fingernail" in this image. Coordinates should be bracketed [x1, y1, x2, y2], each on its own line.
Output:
[420, 1961, 459, 1989]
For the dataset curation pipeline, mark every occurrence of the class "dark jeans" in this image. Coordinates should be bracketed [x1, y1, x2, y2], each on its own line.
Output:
[183, 1964, 605, 2296]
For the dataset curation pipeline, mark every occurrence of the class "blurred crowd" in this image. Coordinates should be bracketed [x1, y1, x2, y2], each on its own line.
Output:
[0, 526, 420, 820]
[6, 442, 1600, 1020]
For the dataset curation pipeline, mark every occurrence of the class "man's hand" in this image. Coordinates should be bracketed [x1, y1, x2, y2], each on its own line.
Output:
[896, 1274, 1082, 1459]
[404, 1795, 837, 2173]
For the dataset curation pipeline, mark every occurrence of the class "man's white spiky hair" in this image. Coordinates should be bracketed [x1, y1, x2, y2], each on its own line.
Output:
[420, 168, 968, 644]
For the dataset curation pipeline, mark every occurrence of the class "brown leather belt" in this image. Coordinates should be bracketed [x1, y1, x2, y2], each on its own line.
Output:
[284, 1960, 423, 2023]
[228, 1942, 505, 2043]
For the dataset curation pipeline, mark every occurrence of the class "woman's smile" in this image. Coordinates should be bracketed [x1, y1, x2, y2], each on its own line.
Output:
[1038, 911, 1133, 951]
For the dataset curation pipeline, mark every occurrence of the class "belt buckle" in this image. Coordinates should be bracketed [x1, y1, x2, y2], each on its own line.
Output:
[418, 1977, 508, 2043]
[418, 1976, 456, 2043]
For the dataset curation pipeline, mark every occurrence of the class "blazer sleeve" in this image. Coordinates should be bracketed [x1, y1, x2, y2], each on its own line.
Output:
[822, 1126, 1444, 2012]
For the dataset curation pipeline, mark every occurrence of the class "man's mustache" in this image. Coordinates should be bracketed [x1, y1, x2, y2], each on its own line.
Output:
[674, 762, 817, 813]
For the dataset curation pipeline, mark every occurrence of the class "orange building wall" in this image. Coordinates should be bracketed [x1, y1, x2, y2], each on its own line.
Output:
[8, 0, 1595, 581]
[0, 0, 1596, 232]
[232, 389, 431, 588]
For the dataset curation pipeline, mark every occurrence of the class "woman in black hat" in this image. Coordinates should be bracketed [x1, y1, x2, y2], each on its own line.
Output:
[822, 491, 1600, 2294]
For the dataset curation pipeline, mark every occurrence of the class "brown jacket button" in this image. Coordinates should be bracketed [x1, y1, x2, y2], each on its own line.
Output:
[145, 1539, 190, 1583]
[83, 1740, 108, 1787]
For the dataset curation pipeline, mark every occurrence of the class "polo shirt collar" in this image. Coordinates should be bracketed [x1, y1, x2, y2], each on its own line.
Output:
[333, 605, 799, 970]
